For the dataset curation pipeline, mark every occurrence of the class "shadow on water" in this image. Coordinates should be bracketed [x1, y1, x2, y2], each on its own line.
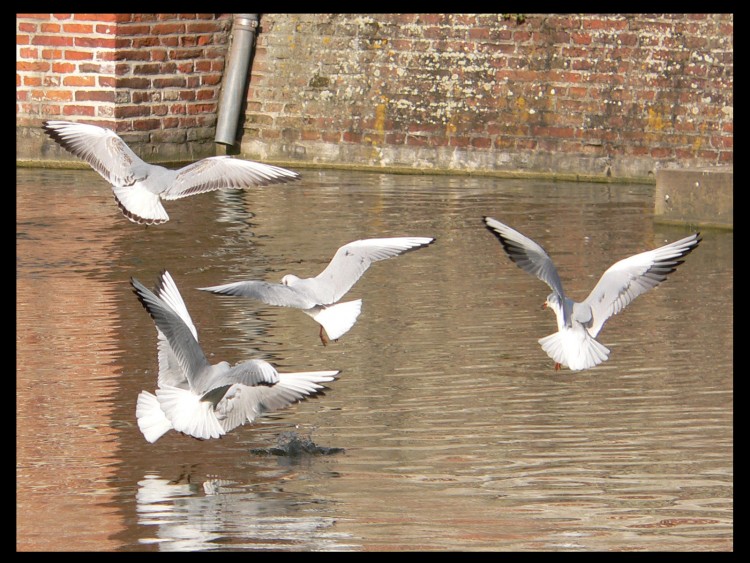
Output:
[17, 167, 732, 551]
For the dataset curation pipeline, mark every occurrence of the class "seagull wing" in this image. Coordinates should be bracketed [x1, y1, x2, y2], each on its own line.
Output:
[43, 120, 148, 186]
[483, 216, 566, 299]
[582, 233, 701, 337]
[153, 270, 199, 388]
[213, 364, 340, 432]
[197, 279, 318, 309]
[162, 156, 300, 200]
[132, 272, 211, 391]
[311, 237, 435, 304]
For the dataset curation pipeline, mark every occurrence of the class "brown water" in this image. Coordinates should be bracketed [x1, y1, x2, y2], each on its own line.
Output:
[16, 167, 732, 551]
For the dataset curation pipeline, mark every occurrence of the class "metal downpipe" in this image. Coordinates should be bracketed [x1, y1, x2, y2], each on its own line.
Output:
[215, 13, 258, 147]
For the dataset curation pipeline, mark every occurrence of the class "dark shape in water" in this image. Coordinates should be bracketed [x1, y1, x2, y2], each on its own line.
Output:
[252, 431, 345, 457]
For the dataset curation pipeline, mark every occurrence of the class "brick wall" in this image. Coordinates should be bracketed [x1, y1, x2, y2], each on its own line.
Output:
[17, 13, 732, 181]
[244, 13, 733, 180]
[16, 13, 231, 162]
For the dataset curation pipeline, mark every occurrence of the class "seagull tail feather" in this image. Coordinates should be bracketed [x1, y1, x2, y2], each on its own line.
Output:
[136, 390, 173, 443]
[538, 328, 610, 371]
[311, 299, 363, 341]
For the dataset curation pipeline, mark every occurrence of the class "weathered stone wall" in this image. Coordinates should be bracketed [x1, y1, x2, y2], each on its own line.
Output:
[244, 13, 733, 181]
[17, 13, 733, 182]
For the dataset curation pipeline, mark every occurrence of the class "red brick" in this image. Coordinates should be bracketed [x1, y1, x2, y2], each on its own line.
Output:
[63, 23, 94, 34]
[471, 137, 492, 149]
[17, 60, 51, 72]
[342, 131, 362, 143]
[76, 90, 115, 102]
[650, 147, 674, 158]
[117, 77, 151, 89]
[570, 31, 593, 47]
[718, 151, 732, 163]
[74, 14, 119, 22]
[18, 47, 38, 58]
[63, 76, 95, 87]
[449, 136, 470, 148]
[196, 89, 216, 101]
[261, 129, 281, 140]
[696, 149, 718, 160]
[322, 131, 342, 143]
[116, 105, 150, 118]
[31, 89, 72, 101]
[187, 103, 216, 114]
[95, 24, 116, 35]
[32, 35, 74, 47]
[515, 139, 537, 150]
[63, 105, 95, 116]
[51, 62, 75, 73]
[113, 50, 150, 61]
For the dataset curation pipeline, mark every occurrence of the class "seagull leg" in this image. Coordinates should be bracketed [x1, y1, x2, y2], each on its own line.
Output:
[319, 326, 329, 346]
[554, 362, 561, 371]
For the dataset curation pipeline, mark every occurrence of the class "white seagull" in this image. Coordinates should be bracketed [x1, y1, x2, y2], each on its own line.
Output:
[132, 270, 340, 443]
[198, 237, 436, 345]
[43, 120, 300, 225]
[483, 216, 701, 371]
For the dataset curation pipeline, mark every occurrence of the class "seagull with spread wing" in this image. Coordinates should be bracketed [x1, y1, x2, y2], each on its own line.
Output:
[483, 216, 701, 371]
[199, 237, 436, 345]
[132, 270, 339, 443]
[43, 120, 300, 225]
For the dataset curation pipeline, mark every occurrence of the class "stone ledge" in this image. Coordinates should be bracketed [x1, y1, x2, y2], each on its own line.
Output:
[655, 167, 733, 230]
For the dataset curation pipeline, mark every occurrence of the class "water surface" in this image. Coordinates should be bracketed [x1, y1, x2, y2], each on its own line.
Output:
[16, 167, 732, 551]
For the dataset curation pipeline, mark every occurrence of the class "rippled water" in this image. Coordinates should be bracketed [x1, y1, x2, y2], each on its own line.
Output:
[16, 167, 732, 551]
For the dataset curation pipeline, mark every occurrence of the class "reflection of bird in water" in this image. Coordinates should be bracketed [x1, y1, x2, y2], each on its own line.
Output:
[42, 120, 300, 225]
[132, 270, 340, 442]
[136, 472, 350, 551]
[484, 216, 701, 371]
[199, 237, 436, 345]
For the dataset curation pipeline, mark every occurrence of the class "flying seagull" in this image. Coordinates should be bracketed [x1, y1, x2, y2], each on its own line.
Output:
[132, 270, 340, 443]
[483, 216, 701, 371]
[43, 120, 300, 225]
[199, 237, 436, 345]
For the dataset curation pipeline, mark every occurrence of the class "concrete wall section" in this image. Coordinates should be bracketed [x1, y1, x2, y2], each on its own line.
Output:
[655, 168, 733, 229]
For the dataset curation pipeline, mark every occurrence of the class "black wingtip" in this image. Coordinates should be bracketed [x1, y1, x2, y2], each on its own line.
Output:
[42, 121, 64, 143]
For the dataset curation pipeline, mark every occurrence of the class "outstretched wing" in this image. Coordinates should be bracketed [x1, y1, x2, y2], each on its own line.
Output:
[311, 237, 435, 304]
[154, 270, 198, 389]
[214, 368, 340, 432]
[162, 156, 300, 200]
[43, 120, 147, 186]
[197, 279, 318, 309]
[582, 233, 701, 337]
[483, 216, 566, 299]
[131, 272, 211, 391]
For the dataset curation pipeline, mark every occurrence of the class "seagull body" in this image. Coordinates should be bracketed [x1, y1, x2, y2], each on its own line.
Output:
[43, 120, 300, 225]
[199, 237, 436, 344]
[131, 270, 339, 443]
[483, 216, 701, 371]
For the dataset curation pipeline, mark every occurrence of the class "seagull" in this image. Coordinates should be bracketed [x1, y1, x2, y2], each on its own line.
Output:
[42, 120, 300, 225]
[131, 270, 340, 443]
[198, 237, 436, 345]
[483, 216, 701, 371]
